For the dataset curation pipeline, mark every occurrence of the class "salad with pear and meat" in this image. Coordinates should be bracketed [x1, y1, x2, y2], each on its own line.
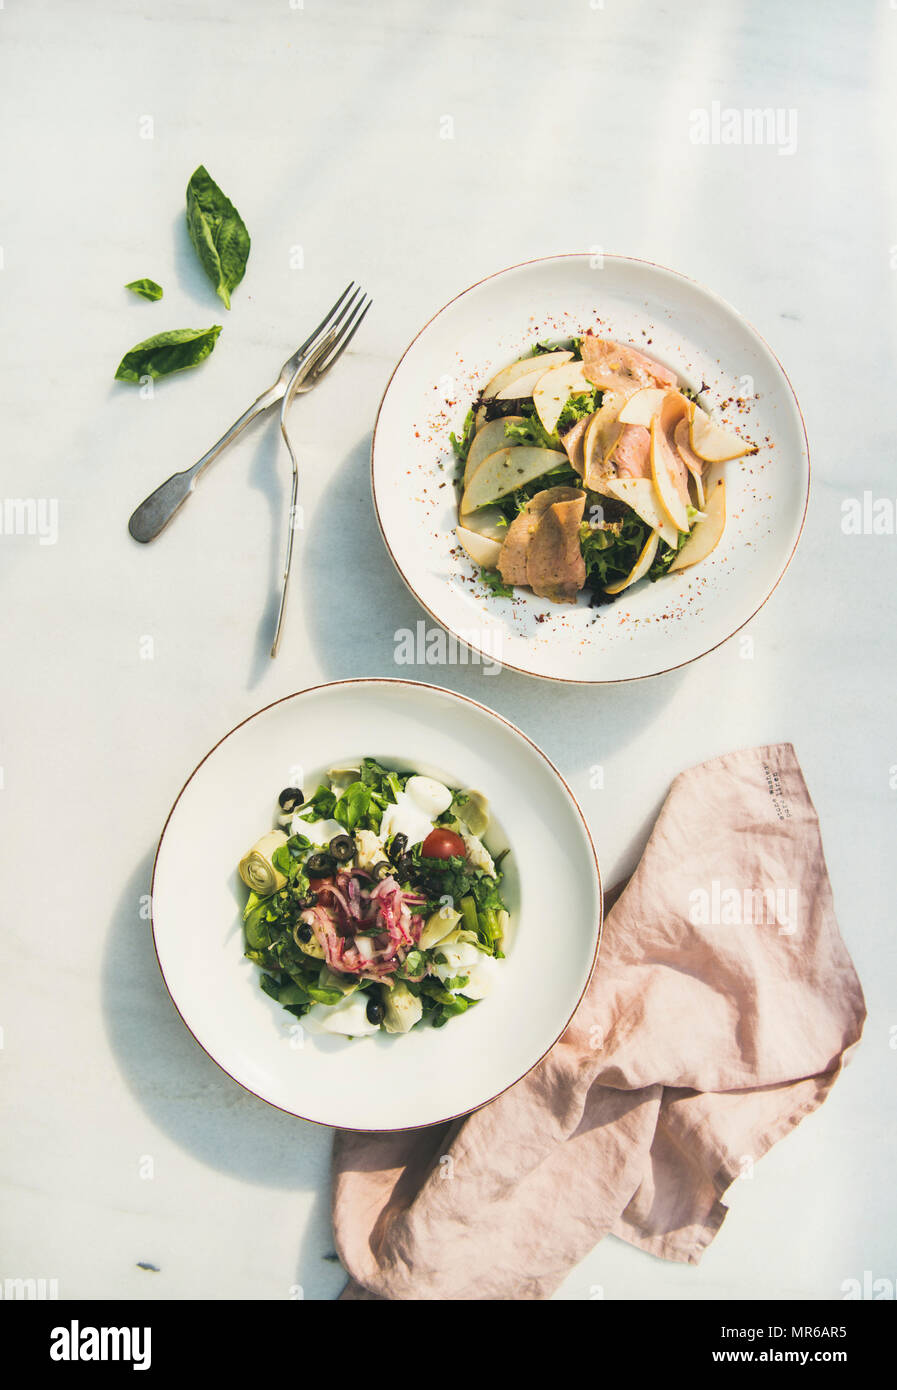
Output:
[451, 333, 753, 605]
[238, 758, 510, 1038]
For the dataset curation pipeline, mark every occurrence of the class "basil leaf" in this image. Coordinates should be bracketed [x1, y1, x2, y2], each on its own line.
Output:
[440, 974, 470, 991]
[114, 325, 222, 382]
[185, 165, 250, 310]
[333, 782, 375, 832]
[306, 985, 344, 1007]
[244, 903, 270, 952]
[295, 784, 337, 823]
[124, 278, 163, 301]
[270, 846, 293, 875]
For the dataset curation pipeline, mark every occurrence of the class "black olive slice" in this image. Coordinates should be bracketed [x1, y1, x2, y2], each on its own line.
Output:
[306, 851, 335, 876]
[388, 833, 408, 862]
[329, 835, 356, 863]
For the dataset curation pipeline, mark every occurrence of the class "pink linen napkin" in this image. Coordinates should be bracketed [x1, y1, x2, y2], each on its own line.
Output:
[331, 744, 866, 1300]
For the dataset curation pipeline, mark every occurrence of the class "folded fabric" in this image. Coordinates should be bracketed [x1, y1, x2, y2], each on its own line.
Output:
[331, 744, 866, 1300]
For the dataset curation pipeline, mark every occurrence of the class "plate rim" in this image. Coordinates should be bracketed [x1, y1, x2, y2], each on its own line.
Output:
[370, 251, 811, 685]
[150, 676, 604, 1131]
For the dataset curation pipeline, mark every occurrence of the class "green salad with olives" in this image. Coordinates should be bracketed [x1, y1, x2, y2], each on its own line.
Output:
[237, 758, 511, 1037]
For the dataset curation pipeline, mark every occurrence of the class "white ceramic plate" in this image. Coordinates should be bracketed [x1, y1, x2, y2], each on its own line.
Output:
[151, 679, 601, 1130]
[372, 254, 809, 683]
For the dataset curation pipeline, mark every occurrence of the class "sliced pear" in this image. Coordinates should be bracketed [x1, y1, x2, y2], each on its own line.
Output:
[582, 390, 628, 492]
[605, 477, 679, 549]
[461, 446, 567, 512]
[455, 525, 502, 569]
[532, 360, 592, 433]
[463, 415, 524, 486]
[617, 387, 670, 426]
[495, 368, 551, 400]
[688, 469, 705, 510]
[650, 410, 691, 534]
[702, 461, 725, 495]
[673, 416, 706, 507]
[603, 529, 660, 595]
[458, 503, 506, 541]
[482, 350, 572, 400]
[689, 407, 750, 462]
[669, 480, 726, 572]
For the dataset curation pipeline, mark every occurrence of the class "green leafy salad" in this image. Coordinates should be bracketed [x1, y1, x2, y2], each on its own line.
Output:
[237, 758, 511, 1038]
[452, 334, 750, 606]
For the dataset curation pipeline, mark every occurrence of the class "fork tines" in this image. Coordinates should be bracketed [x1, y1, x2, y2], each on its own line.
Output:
[307, 288, 372, 381]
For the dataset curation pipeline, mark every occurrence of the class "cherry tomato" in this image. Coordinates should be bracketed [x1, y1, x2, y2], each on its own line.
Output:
[421, 828, 466, 860]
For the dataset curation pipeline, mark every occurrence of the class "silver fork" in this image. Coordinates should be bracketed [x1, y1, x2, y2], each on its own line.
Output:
[270, 291, 372, 656]
[127, 283, 368, 543]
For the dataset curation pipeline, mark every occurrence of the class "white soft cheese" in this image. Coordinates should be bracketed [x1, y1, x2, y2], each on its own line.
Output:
[458, 954, 500, 1000]
[354, 829, 386, 869]
[406, 775, 453, 817]
[380, 797, 432, 848]
[380, 776, 447, 848]
[432, 941, 481, 978]
[432, 942, 499, 999]
[290, 813, 344, 844]
[303, 991, 379, 1037]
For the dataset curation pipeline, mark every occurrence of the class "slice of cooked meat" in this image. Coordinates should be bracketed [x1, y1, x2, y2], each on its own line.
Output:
[657, 394, 692, 507]
[526, 493, 587, 603]
[612, 423, 652, 479]
[497, 487, 584, 586]
[580, 335, 677, 393]
[559, 415, 590, 477]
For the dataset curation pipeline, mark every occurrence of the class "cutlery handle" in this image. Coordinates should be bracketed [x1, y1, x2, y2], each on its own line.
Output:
[127, 386, 281, 543]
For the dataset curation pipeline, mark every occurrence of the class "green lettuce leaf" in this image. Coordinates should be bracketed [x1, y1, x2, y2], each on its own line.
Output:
[556, 388, 602, 432]
[450, 407, 476, 465]
[478, 568, 512, 597]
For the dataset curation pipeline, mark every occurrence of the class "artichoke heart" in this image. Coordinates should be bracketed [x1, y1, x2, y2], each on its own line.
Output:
[455, 789, 489, 837]
[383, 981, 423, 1034]
[238, 829, 288, 896]
[419, 906, 462, 950]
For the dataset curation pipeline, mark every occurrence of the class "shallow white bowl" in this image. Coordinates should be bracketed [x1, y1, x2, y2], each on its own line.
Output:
[151, 679, 601, 1130]
[372, 254, 809, 683]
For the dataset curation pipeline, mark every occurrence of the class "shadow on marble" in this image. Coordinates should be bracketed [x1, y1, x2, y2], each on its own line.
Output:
[300, 429, 424, 681]
[102, 847, 333, 1190]
[300, 433, 686, 759]
[293, 1184, 349, 1302]
[171, 211, 226, 308]
[246, 417, 289, 689]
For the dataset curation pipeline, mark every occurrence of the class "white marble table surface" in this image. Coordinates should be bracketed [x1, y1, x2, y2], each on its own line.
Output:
[2, 0, 894, 1301]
